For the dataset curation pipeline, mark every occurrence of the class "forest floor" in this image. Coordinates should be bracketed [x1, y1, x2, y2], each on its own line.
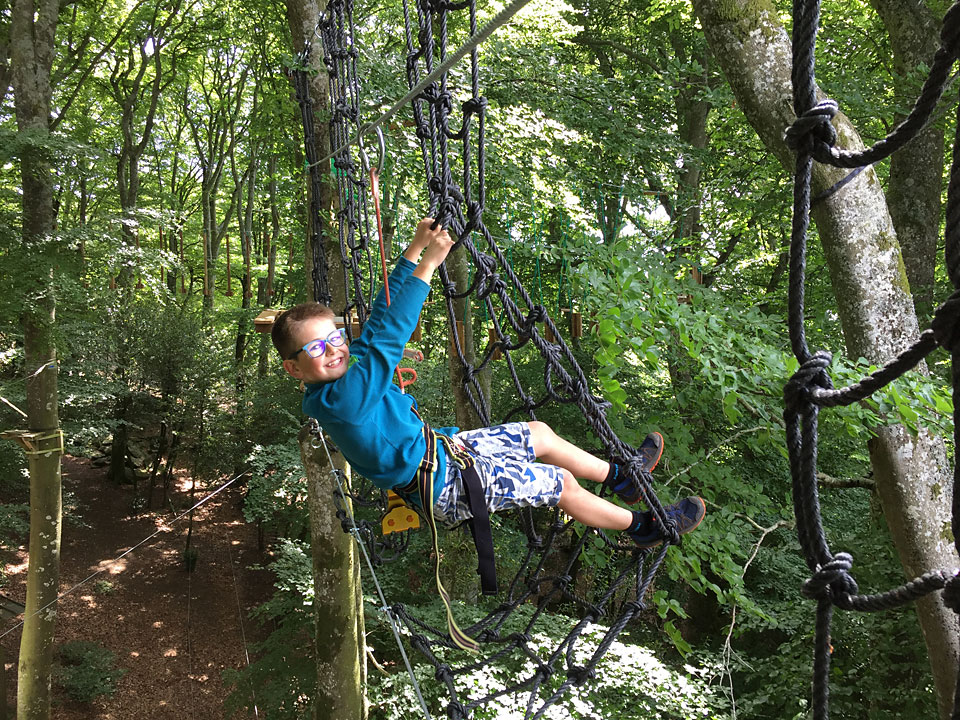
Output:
[2, 455, 276, 719]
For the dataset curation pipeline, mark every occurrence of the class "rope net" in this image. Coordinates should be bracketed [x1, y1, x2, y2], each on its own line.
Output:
[291, 0, 686, 717]
[784, 0, 960, 717]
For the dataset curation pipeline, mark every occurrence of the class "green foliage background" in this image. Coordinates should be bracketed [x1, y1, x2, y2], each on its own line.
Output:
[2, 0, 956, 717]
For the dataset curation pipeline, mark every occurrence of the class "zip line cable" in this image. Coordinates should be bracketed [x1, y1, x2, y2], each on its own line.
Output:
[0, 470, 250, 640]
[303, 0, 533, 173]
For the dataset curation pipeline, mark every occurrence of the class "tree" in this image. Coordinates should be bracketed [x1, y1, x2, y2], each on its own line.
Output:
[285, 1, 366, 717]
[9, 0, 62, 717]
[689, 0, 959, 715]
[872, 0, 944, 321]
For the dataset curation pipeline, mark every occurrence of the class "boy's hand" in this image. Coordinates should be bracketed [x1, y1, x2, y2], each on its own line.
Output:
[411, 218, 454, 284]
[404, 217, 442, 262]
[420, 223, 454, 268]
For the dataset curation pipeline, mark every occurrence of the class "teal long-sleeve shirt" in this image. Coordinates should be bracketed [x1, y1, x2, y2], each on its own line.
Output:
[302, 257, 457, 504]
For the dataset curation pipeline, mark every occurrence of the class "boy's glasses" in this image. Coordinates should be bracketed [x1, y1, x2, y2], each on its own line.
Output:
[289, 329, 347, 360]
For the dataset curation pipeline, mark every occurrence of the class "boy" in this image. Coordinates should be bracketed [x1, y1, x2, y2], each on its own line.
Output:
[273, 217, 705, 551]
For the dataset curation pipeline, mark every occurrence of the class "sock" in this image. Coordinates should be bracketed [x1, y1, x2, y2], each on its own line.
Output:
[628, 510, 653, 536]
[604, 462, 621, 487]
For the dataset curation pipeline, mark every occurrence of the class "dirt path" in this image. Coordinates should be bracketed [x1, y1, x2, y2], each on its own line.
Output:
[2, 456, 275, 719]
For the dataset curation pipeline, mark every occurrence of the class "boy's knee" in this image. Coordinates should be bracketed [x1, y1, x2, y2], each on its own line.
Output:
[528, 420, 555, 451]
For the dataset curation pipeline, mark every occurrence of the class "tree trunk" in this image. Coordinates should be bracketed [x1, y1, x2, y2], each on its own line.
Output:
[10, 1, 62, 718]
[298, 426, 366, 720]
[690, 0, 959, 716]
[447, 243, 488, 430]
[871, 0, 943, 322]
[286, 3, 365, 718]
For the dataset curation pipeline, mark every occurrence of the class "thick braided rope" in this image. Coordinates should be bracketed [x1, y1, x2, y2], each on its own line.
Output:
[784, 1, 960, 718]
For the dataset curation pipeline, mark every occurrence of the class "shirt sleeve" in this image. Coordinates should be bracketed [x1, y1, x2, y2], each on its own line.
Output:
[350, 256, 417, 360]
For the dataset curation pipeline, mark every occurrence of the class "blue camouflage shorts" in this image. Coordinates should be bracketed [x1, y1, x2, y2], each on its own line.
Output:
[433, 422, 565, 529]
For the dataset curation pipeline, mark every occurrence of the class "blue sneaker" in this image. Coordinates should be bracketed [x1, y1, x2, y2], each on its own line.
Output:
[629, 496, 706, 549]
[605, 432, 663, 505]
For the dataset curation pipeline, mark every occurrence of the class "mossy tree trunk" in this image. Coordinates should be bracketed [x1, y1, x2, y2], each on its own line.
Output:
[872, 0, 943, 322]
[287, 2, 365, 718]
[10, 0, 62, 718]
[298, 426, 366, 720]
[691, 1, 959, 716]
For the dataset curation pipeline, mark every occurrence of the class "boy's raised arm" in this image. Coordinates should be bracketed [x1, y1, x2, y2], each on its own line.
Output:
[351, 218, 437, 356]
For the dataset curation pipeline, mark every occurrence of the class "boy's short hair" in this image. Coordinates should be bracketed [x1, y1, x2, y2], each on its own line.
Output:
[271, 302, 336, 359]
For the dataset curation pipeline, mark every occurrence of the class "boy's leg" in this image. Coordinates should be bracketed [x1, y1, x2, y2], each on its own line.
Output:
[527, 420, 609, 482]
[557, 470, 706, 547]
[528, 420, 663, 502]
[556, 470, 633, 529]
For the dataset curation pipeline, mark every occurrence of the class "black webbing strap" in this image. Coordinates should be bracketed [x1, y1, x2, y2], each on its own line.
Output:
[458, 461, 498, 595]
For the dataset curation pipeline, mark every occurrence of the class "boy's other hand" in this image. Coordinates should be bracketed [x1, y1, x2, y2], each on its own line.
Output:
[412, 217, 438, 252]
[420, 222, 453, 268]
[411, 218, 454, 284]
[404, 216, 444, 263]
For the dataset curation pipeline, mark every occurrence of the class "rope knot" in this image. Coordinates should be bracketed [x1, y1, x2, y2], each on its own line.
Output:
[784, 350, 833, 407]
[478, 628, 501, 642]
[567, 665, 596, 685]
[784, 99, 839, 155]
[931, 290, 960, 352]
[446, 701, 469, 720]
[435, 664, 454, 683]
[555, 574, 572, 590]
[528, 305, 547, 324]
[801, 552, 858, 600]
[585, 603, 603, 622]
[462, 95, 488, 115]
[534, 666, 553, 683]
[943, 573, 960, 614]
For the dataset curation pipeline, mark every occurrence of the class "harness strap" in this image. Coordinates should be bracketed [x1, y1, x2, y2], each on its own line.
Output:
[459, 462, 498, 595]
[414, 425, 480, 653]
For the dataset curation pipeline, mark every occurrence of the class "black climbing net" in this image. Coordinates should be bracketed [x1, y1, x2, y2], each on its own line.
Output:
[292, 0, 690, 718]
[785, 1, 960, 718]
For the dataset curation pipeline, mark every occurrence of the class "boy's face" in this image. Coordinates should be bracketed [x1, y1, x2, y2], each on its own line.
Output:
[281, 317, 350, 384]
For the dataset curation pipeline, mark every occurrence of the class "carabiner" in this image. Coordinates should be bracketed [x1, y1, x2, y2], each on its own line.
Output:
[357, 125, 386, 177]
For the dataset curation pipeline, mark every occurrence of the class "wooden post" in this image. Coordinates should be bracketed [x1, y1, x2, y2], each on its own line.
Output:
[298, 425, 366, 720]
[488, 327, 501, 360]
[570, 311, 583, 339]
[266, 234, 276, 299]
[543, 322, 556, 344]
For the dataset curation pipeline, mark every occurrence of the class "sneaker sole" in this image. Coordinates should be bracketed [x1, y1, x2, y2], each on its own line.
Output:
[641, 431, 664, 473]
[622, 432, 664, 504]
[633, 496, 706, 549]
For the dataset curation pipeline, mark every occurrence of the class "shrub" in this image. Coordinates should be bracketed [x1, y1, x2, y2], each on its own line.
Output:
[54, 640, 126, 702]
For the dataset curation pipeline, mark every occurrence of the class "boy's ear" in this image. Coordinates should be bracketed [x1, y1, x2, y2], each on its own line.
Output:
[282, 358, 303, 379]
